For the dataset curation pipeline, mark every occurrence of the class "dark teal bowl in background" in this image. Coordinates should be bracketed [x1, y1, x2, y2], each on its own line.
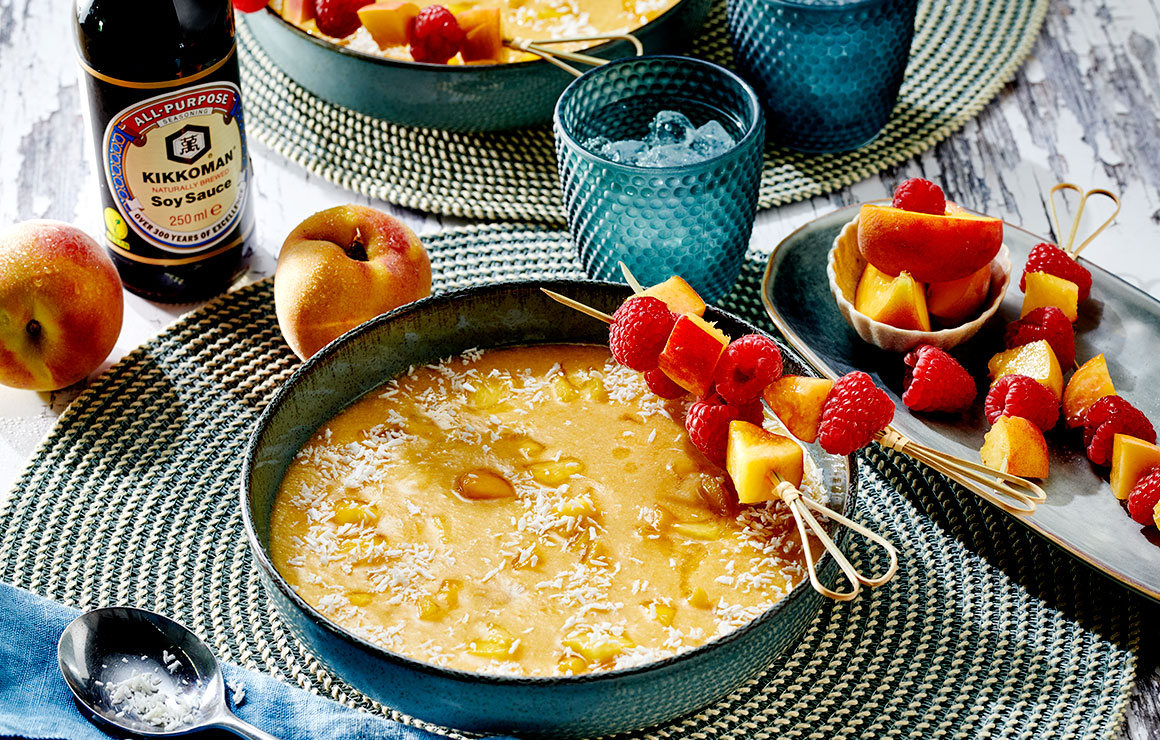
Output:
[241, 280, 854, 737]
[242, 0, 711, 131]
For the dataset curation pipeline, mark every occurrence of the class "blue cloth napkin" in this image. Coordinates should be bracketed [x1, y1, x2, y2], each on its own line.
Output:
[0, 583, 465, 740]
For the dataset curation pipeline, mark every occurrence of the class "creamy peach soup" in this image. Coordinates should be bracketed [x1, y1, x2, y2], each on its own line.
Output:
[270, 344, 818, 676]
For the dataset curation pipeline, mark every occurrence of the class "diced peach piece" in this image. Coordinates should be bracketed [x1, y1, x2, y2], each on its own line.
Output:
[562, 630, 634, 663]
[357, 2, 419, 50]
[1062, 354, 1116, 428]
[1110, 434, 1160, 500]
[333, 499, 379, 526]
[988, 340, 1063, 399]
[926, 263, 991, 323]
[469, 623, 517, 659]
[657, 313, 729, 397]
[725, 420, 805, 505]
[854, 264, 932, 331]
[857, 203, 1004, 282]
[671, 521, 723, 540]
[1021, 271, 1079, 322]
[281, 0, 314, 24]
[980, 415, 1050, 478]
[761, 375, 834, 444]
[642, 276, 706, 318]
[687, 587, 711, 609]
[455, 469, 515, 500]
[457, 7, 503, 63]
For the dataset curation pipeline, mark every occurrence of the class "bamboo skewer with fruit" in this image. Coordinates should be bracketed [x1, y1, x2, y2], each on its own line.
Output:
[542, 272, 899, 602]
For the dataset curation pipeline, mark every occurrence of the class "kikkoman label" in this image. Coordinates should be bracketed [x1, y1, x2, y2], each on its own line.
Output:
[102, 81, 249, 256]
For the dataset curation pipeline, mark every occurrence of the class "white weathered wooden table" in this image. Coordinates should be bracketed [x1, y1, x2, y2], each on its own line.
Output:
[1, 0, 1157, 735]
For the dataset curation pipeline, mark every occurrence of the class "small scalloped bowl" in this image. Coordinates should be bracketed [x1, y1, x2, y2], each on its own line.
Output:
[827, 216, 1012, 353]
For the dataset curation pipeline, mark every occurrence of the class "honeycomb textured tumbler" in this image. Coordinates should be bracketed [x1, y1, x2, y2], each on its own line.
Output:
[554, 56, 765, 303]
[728, 0, 917, 153]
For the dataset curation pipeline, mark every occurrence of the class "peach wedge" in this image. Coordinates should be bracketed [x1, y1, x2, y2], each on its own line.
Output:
[857, 203, 1003, 282]
[762, 375, 834, 444]
[988, 340, 1063, 399]
[642, 276, 706, 318]
[854, 264, 932, 331]
[1110, 434, 1160, 501]
[1062, 354, 1116, 428]
[926, 263, 991, 323]
[980, 415, 1050, 479]
[657, 313, 729, 397]
[1021, 271, 1079, 323]
[725, 421, 804, 505]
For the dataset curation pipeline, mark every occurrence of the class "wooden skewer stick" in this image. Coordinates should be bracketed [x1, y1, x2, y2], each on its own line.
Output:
[619, 262, 646, 294]
[1049, 183, 1121, 258]
[541, 289, 613, 324]
[776, 481, 899, 601]
[876, 428, 1046, 515]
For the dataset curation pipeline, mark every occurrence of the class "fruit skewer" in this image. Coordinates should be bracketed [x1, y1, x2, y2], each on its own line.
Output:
[540, 286, 898, 601]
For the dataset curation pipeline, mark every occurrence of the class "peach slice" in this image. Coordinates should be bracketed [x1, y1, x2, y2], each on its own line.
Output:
[762, 375, 834, 444]
[926, 263, 991, 323]
[980, 415, 1050, 478]
[854, 264, 932, 331]
[458, 7, 502, 63]
[642, 276, 706, 318]
[988, 340, 1063, 399]
[1062, 354, 1116, 428]
[725, 420, 805, 505]
[1021, 271, 1079, 322]
[657, 313, 729, 397]
[857, 203, 1003, 282]
[282, 0, 314, 24]
[1110, 434, 1160, 500]
[357, 2, 420, 49]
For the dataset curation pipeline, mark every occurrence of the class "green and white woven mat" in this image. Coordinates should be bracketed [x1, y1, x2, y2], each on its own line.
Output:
[0, 225, 1139, 739]
[238, 0, 1048, 223]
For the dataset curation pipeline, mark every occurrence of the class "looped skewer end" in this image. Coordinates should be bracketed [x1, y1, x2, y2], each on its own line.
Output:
[774, 481, 899, 602]
[506, 33, 643, 77]
[874, 427, 1046, 516]
[1048, 183, 1121, 258]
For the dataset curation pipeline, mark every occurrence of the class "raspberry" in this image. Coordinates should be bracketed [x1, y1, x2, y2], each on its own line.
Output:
[233, 0, 268, 12]
[1082, 395, 1156, 466]
[685, 394, 763, 467]
[1004, 307, 1076, 368]
[901, 344, 976, 413]
[818, 372, 895, 456]
[984, 374, 1060, 432]
[892, 178, 946, 215]
[1127, 466, 1160, 526]
[713, 334, 783, 405]
[409, 5, 465, 63]
[1020, 242, 1092, 302]
[608, 296, 676, 372]
[314, 0, 371, 37]
[644, 368, 685, 399]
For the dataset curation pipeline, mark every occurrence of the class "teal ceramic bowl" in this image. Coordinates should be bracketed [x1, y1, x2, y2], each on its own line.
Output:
[241, 280, 854, 737]
[243, 0, 711, 131]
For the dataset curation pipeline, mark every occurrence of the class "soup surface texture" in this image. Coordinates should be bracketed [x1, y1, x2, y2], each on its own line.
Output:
[270, 344, 816, 676]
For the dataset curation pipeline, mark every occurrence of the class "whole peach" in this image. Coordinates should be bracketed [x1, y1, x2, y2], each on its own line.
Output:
[0, 220, 124, 391]
[274, 205, 432, 360]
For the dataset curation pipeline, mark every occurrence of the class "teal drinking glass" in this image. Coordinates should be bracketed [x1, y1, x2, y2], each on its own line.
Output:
[554, 56, 765, 303]
[728, 0, 917, 153]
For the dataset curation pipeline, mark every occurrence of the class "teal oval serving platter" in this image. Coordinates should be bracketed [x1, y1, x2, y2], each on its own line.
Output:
[762, 203, 1160, 602]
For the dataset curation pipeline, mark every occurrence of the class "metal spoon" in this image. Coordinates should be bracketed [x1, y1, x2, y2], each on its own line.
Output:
[58, 606, 278, 739]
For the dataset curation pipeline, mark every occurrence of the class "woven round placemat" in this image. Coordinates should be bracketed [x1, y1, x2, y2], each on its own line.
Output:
[0, 224, 1139, 740]
[237, 0, 1047, 223]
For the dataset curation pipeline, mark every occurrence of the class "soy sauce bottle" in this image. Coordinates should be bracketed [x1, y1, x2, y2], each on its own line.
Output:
[76, 0, 254, 303]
